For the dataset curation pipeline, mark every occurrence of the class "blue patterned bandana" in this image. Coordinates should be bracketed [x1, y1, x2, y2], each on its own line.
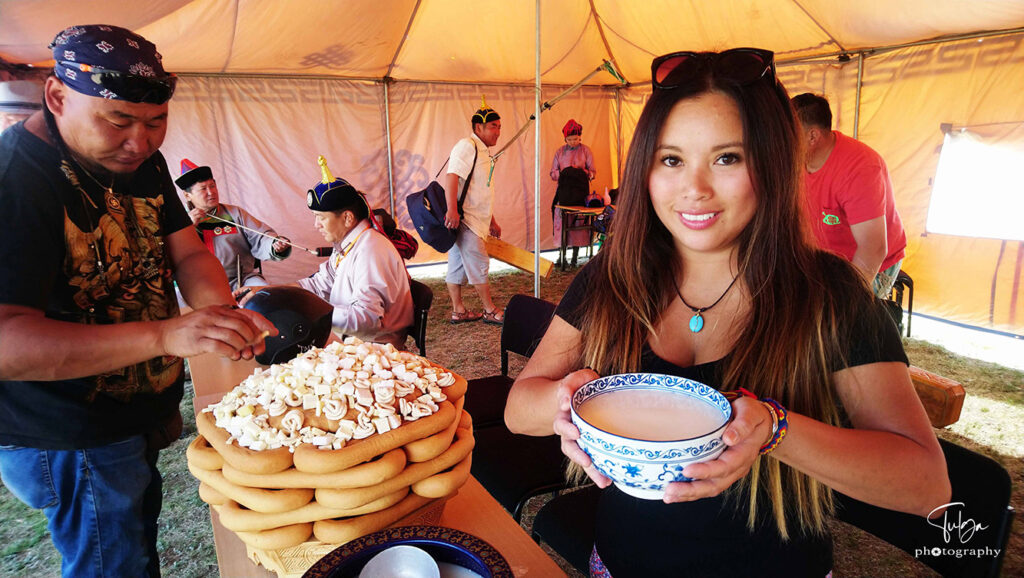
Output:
[50, 24, 175, 104]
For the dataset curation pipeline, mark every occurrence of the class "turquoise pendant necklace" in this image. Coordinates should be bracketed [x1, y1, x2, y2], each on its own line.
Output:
[673, 274, 739, 333]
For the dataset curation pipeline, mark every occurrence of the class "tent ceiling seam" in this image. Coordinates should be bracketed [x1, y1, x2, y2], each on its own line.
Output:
[386, 0, 423, 80]
[789, 0, 846, 54]
[221, 0, 242, 74]
[948, 120, 1024, 130]
[585, 8, 662, 72]
[538, 7, 591, 77]
[589, 0, 626, 84]
[170, 26, 1024, 87]
[859, 26, 1024, 58]
[781, 26, 1024, 64]
[174, 71, 625, 89]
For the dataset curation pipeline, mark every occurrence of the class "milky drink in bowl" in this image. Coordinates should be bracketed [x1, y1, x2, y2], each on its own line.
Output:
[570, 373, 732, 500]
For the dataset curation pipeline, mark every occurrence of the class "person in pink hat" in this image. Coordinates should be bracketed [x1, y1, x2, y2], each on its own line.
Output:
[550, 119, 596, 267]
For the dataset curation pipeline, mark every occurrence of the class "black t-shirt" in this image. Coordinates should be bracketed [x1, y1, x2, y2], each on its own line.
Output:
[555, 259, 908, 577]
[0, 122, 191, 449]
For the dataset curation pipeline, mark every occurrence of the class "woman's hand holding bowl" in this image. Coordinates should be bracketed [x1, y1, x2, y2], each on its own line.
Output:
[552, 368, 610, 488]
[662, 395, 774, 503]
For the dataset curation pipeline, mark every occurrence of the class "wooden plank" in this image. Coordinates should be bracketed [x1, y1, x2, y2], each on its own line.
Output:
[909, 365, 966, 428]
[484, 236, 553, 278]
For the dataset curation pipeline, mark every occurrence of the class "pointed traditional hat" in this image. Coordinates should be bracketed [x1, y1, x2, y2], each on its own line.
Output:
[471, 94, 500, 125]
[174, 158, 212, 190]
[306, 156, 361, 212]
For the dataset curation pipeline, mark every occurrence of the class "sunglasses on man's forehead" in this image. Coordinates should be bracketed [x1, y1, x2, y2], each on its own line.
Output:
[651, 48, 776, 91]
[60, 61, 177, 104]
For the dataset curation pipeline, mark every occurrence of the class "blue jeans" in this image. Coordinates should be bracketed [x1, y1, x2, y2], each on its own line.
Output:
[0, 436, 162, 577]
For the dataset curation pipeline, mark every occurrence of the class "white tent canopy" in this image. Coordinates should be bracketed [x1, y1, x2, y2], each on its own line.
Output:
[4, 1, 1023, 83]
[3, 0, 1024, 332]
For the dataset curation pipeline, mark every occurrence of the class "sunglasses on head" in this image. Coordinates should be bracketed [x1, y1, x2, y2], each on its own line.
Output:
[62, 61, 177, 104]
[651, 48, 775, 91]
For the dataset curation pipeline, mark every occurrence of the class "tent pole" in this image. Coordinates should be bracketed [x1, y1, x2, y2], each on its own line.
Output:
[383, 79, 396, 216]
[853, 53, 864, 140]
[614, 86, 622, 186]
[534, 0, 542, 297]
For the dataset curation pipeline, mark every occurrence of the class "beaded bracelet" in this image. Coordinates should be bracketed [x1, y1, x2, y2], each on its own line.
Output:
[722, 388, 789, 455]
[758, 398, 788, 455]
[761, 400, 780, 440]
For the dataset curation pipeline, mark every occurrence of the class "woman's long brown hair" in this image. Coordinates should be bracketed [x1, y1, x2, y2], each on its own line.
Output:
[576, 60, 876, 538]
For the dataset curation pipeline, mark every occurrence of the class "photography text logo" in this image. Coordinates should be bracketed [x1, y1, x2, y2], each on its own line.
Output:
[913, 502, 1001, 560]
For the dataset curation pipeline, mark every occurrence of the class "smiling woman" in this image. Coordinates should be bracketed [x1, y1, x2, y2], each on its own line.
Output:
[648, 91, 757, 263]
[503, 48, 951, 577]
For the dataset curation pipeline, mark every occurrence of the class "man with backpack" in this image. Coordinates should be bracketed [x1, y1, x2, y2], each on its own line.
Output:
[442, 98, 504, 325]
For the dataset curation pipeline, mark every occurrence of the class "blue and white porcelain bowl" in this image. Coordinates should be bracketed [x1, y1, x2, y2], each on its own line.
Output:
[569, 373, 732, 500]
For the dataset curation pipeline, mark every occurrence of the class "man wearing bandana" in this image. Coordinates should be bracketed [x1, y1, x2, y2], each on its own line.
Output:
[443, 98, 504, 325]
[241, 159, 413, 349]
[0, 25, 274, 577]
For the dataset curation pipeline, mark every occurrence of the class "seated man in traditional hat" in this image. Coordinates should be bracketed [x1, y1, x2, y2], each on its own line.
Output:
[175, 158, 291, 292]
[242, 157, 413, 349]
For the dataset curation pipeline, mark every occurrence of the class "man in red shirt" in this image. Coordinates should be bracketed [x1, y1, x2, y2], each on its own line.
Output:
[792, 93, 906, 298]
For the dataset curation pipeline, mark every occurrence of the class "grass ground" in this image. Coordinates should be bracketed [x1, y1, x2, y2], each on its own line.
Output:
[1, 264, 1020, 577]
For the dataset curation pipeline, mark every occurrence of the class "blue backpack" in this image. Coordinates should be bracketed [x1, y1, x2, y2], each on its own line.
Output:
[592, 205, 615, 235]
[406, 147, 478, 253]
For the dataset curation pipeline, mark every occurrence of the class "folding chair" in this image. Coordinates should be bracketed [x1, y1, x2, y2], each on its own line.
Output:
[886, 269, 914, 337]
[462, 294, 556, 429]
[464, 294, 569, 521]
[407, 279, 433, 356]
[530, 484, 601, 574]
[834, 438, 1014, 578]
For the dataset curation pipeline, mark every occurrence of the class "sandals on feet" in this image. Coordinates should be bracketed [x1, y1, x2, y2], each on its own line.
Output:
[482, 309, 504, 325]
[450, 310, 483, 324]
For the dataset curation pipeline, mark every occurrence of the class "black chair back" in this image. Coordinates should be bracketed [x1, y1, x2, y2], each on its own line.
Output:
[466, 294, 566, 522]
[886, 269, 914, 337]
[531, 484, 600, 574]
[835, 438, 1013, 577]
[408, 279, 433, 356]
[553, 166, 589, 208]
[464, 294, 557, 427]
[498, 294, 558, 376]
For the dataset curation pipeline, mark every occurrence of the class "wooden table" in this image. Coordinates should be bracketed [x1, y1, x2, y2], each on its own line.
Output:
[188, 353, 566, 577]
[554, 204, 606, 271]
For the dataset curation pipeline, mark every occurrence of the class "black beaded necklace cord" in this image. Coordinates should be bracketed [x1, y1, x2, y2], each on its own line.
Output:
[74, 157, 115, 196]
[673, 273, 740, 333]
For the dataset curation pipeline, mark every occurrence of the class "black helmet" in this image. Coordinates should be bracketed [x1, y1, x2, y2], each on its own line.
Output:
[242, 286, 334, 365]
